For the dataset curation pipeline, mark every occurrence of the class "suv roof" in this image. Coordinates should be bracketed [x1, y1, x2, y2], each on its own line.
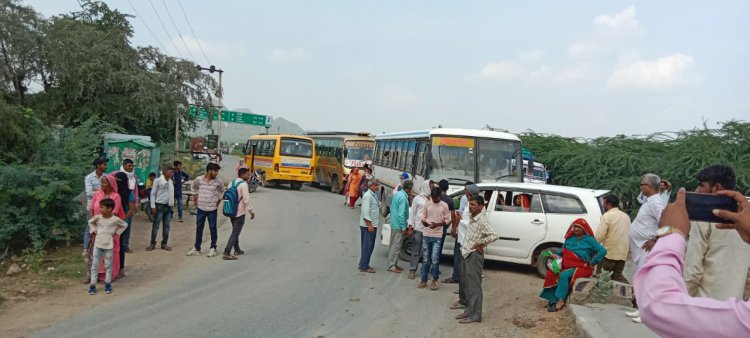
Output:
[469, 182, 609, 197]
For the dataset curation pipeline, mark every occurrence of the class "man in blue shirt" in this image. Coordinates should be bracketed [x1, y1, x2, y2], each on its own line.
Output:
[358, 179, 381, 273]
[388, 180, 413, 273]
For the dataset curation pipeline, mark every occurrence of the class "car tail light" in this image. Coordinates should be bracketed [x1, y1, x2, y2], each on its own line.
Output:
[274, 163, 279, 173]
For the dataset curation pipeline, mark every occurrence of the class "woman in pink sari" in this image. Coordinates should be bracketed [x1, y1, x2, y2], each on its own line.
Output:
[85, 174, 125, 283]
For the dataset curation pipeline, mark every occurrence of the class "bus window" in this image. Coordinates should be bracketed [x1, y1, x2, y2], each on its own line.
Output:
[394, 140, 404, 169]
[405, 141, 416, 172]
[280, 138, 313, 158]
[415, 141, 428, 176]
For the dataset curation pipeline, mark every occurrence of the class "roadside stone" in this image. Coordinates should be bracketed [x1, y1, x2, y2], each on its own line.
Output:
[569, 278, 597, 304]
[6, 263, 21, 276]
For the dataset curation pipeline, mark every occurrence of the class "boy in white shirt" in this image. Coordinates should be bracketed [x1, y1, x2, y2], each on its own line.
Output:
[88, 198, 128, 295]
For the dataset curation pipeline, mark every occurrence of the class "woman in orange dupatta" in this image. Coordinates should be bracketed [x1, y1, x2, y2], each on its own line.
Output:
[85, 174, 125, 284]
[540, 218, 607, 312]
[347, 168, 363, 209]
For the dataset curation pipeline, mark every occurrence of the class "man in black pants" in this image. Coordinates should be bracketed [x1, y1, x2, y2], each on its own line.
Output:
[223, 168, 255, 260]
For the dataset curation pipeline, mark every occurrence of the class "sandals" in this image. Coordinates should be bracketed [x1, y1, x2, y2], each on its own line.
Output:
[234, 250, 245, 255]
[442, 277, 459, 284]
[450, 302, 466, 310]
[358, 267, 376, 273]
[416, 282, 427, 289]
[223, 254, 238, 260]
[387, 268, 402, 273]
[458, 318, 480, 324]
[430, 280, 439, 290]
[408, 271, 416, 279]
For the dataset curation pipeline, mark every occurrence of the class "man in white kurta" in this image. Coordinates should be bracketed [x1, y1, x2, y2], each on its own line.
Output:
[629, 176, 666, 271]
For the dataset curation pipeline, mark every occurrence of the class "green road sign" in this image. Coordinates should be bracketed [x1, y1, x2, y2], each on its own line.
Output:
[189, 106, 272, 127]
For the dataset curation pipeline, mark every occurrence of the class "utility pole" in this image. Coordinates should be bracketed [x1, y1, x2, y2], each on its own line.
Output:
[174, 103, 180, 162]
[196, 64, 224, 155]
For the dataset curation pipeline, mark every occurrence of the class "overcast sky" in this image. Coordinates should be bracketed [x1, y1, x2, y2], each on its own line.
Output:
[26, 0, 750, 137]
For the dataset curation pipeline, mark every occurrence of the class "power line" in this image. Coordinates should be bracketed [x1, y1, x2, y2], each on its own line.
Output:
[161, 0, 196, 61]
[125, 0, 166, 52]
[177, 0, 211, 65]
[147, 0, 185, 58]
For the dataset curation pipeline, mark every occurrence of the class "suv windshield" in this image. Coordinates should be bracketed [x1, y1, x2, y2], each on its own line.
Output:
[279, 138, 313, 158]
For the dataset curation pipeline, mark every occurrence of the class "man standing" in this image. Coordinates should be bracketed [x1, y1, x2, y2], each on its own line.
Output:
[445, 184, 479, 285]
[407, 180, 435, 279]
[388, 180, 413, 273]
[83, 156, 108, 255]
[173, 161, 190, 223]
[684, 165, 750, 301]
[118, 159, 139, 254]
[455, 195, 498, 324]
[626, 173, 666, 322]
[595, 194, 632, 283]
[223, 168, 255, 260]
[392, 172, 410, 194]
[418, 187, 451, 290]
[358, 179, 381, 273]
[436, 179, 455, 277]
[147, 167, 175, 252]
[187, 163, 225, 258]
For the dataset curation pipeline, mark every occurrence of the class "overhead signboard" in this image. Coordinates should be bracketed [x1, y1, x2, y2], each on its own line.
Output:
[189, 106, 272, 127]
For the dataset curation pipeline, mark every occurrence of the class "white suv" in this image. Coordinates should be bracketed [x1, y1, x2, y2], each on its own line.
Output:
[381, 182, 609, 277]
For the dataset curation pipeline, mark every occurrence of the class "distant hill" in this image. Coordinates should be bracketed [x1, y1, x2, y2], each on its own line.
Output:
[188, 108, 306, 145]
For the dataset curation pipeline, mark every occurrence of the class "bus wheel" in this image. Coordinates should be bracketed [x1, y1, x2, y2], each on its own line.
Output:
[290, 182, 303, 190]
[330, 176, 340, 194]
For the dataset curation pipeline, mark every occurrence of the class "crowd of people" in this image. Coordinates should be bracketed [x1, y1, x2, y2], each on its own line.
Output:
[351, 164, 749, 333]
[82, 158, 256, 295]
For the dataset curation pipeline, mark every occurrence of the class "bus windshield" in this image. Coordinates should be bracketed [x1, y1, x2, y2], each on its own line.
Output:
[429, 137, 476, 183]
[280, 138, 313, 158]
[477, 138, 522, 183]
[345, 141, 374, 161]
[428, 136, 522, 184]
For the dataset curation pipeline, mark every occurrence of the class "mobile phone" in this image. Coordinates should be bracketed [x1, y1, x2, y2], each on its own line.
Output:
[685, 192, 737, 223]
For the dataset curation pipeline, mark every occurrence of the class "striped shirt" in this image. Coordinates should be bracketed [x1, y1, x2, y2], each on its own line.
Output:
[461, 211, 498, 258]
[192, 175, 225, 211]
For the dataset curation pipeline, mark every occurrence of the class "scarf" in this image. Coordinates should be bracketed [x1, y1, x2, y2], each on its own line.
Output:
[120, 165, 137, 190]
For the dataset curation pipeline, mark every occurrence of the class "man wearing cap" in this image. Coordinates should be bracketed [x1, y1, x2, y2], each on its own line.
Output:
[393, 172, 410, 194]
[83, 157, 108, 255]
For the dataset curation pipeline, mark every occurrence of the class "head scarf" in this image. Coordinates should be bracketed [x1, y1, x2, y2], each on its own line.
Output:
[120, 165, 137, 190]
[565, 218, 595, 239]
[420, 180, 433, 197]
[101, 173, 118, 194]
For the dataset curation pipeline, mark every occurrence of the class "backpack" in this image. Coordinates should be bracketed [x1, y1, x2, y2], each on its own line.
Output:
[222, 180, 246, 217]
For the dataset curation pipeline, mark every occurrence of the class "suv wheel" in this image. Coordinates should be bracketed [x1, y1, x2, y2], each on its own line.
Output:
[535, 246, 560, 278]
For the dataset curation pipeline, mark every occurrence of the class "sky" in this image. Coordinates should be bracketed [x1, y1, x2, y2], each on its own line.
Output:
[24, 0, 750, 138]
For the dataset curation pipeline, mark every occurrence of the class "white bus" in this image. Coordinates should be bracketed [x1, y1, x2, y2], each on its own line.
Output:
[522, 159, 548, 184]
[372, 128, 523, 213]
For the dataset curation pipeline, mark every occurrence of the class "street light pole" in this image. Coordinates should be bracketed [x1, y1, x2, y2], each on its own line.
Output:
[196, 64, 224, 155]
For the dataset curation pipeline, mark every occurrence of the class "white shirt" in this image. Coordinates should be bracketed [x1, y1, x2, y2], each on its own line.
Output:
[629, 194, 665, 270]
[457, 206, 471, 244]
[408, 194, 429, 232]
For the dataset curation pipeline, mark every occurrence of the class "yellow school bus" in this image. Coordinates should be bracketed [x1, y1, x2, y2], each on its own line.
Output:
[308, 132, 374, 193]
[244, 134, 316, 190]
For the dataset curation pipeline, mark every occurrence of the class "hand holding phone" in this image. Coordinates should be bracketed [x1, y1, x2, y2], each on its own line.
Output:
[685, 192, 738, 223]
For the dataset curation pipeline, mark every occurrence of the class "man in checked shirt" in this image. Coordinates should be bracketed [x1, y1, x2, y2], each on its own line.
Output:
[454, 194, 498, 324]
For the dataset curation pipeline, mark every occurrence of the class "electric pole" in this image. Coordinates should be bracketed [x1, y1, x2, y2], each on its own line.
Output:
[196, 64, 224, 155]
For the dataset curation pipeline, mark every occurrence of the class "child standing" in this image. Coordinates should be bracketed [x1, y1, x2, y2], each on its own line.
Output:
[88, 198, 128, 295]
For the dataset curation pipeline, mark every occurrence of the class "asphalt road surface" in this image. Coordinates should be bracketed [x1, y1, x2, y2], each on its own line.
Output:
[32, 157, 543, 338]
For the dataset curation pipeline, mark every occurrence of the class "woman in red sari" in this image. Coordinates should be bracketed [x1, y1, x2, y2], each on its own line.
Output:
[85, 174, 125, 284]
[540, 218, 607, 312]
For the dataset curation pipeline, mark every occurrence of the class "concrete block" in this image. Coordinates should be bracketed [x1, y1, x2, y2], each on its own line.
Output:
[570, 278, 597, 304]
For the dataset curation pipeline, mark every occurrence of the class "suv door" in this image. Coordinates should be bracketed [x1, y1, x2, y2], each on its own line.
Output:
[485, 188, 547, 259]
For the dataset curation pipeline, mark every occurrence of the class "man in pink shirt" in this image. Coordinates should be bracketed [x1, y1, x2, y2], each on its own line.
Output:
[418, 187, 451, 290]
[635, 188, 750, 337]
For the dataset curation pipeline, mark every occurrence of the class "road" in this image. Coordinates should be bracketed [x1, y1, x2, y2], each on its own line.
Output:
[31, 156, 555, 338]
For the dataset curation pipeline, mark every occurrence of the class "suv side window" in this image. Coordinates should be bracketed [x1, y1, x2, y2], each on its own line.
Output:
[543, 194, 586, 214]
[495, 190, 543, 213]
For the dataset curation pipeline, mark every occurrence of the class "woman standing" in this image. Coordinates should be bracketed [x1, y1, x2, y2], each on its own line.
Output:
[540, 219, 606, 312]
[347, 168, 363, 209]
[85, 174, 125, 284]
[114, 172, 136, 278]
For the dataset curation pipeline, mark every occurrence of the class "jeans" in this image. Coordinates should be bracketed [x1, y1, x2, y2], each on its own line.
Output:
[409, 230, 424, 272]
[195, 209, 218, 251]
[119, 212, 132, 269]
[175, 195, 184, 220]
[151, 203, 173, 245]
[420, 236, 442, 283]
[224, 215, 245, 255]
[358, 226, 377, 271]
[83, 221, 90, 250]
[90, 247, 114, 285]
[387, 229, 404, 269]
[451, 241, 462, 281]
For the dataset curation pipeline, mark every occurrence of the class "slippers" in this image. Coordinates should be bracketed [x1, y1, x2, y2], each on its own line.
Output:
[408, 271, 416, 279]
[387, 268, 402, 273]
[455, 313, 469, 320]
[458, 318, 480, 324]
[417, 282, 427, 289]
[366, 267, 376, 273]
[450, 302, 466, 310]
